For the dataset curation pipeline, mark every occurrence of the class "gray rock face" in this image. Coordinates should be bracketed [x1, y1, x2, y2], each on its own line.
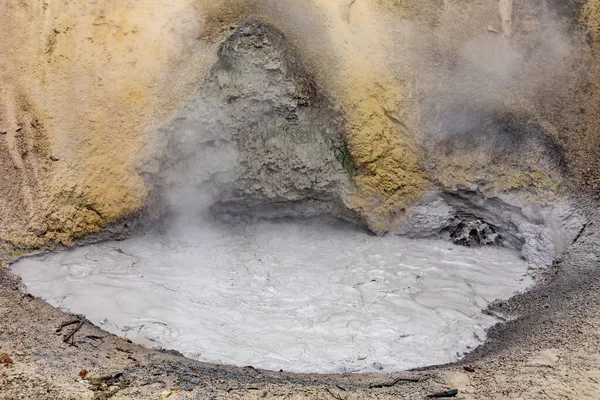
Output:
[149, 20, 355, 221]
[397, 196, 455, 238]
[397, 190, 586, 267]
[145, 19, 585, 268]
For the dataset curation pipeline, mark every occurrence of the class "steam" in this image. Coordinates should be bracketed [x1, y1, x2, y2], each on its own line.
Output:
[384, 0, 577, 139]
[151, 92, 241, 229]
[139, 0, 583, 231]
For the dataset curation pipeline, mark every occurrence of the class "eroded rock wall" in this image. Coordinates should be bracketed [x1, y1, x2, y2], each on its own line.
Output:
[0, 0, 598, 257]
[145, 20, 356, 224]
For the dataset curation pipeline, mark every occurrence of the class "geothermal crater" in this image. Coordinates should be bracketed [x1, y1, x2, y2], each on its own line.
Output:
[2, 1, 600, 398]
[13, 18, 584, 373]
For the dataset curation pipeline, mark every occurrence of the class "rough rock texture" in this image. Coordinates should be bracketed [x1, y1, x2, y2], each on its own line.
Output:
[2, 0, 599, 247]
[0, 0, 205, 255]
[396, 189, 585, 266]
[145, 20, 356, 223]
[141, 16, 586, 257]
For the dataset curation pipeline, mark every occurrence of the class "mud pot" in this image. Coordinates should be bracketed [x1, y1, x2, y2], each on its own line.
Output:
[11, 218, 531, 373]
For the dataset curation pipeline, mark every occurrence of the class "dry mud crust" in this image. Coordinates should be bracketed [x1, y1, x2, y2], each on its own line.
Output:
[1, 216, 600, 399]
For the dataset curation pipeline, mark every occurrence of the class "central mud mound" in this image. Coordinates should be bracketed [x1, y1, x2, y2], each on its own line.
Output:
[11, 219, 531, 373]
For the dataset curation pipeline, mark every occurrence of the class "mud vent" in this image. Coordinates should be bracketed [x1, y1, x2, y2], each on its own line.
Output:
[11, 218, 532, 373]
[450, 220, 501, 247]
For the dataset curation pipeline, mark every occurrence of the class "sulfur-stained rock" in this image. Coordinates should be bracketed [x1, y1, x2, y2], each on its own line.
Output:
[0, 0, 598, 255]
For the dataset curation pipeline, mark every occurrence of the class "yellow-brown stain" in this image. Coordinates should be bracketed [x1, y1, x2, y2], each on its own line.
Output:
[0, 0, 571, 253]
[583, 0, 600, 41]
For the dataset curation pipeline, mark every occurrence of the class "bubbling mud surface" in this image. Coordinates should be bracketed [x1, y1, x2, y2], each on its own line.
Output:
[11, 219, 532, 373]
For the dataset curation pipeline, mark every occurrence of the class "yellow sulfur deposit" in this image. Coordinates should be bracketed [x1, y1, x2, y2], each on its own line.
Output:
[0, 0, 578, 253]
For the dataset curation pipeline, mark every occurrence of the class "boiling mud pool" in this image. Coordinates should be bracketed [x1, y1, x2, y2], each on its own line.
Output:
[11, 219, 531, 373]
